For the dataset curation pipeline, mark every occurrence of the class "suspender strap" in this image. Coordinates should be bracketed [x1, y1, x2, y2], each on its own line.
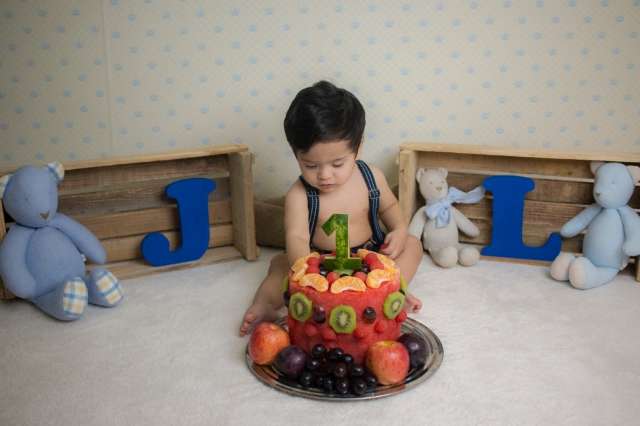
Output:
[299, 176, 320, 242]
[356, 160, 386, 245]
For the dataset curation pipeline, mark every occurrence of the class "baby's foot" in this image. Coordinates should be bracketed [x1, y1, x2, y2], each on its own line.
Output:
[239, 301, 281, 337]
[404, 292, 423, 313]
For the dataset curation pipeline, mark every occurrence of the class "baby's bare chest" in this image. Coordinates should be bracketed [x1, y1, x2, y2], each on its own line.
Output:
[316, 184, 370, 224]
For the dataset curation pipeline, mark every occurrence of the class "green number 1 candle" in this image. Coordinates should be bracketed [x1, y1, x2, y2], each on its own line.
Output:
[321, 213, 362, 273]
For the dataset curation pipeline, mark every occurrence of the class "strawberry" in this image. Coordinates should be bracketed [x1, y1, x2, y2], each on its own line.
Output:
[369, 260, 385, 271]
[364, 253, 379, 265]
[353, 271, 368, 282]
[307, 257, 320, 267]
[326, 271, 339, 284]
[306, 265, 320, 274]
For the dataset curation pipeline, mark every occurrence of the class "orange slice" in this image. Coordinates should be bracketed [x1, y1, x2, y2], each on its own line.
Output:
[330, 276, 366, 294]
[377, 253, 398, 271]
[366, 269, 397, 289]
[299, 273, 329, 292]
[356, 249, 373, 260]
[291, 253, 321, 281]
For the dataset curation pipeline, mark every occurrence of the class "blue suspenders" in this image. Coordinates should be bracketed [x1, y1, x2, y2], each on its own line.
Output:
[299, 160, 386, 246]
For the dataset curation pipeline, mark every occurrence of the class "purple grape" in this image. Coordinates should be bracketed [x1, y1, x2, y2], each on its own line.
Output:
[312, 305, 326, 324]
[363, 307, 376, 323]
[398, 333, 428, 369]
[274, 345, 307, 379]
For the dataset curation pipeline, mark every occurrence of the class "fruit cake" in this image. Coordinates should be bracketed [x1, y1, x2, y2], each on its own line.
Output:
[284, 249, 408, 364]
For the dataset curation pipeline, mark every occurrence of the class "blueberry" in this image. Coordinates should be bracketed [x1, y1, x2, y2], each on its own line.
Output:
[311, 344, 327, 359]
[332, 362, 348, 379]
[349, 364, 365, 377]
[283, 291, 290, 307]
[335, 378, 350, 395]
[299, 371, 313, 387]
[312, 305, 326, 324]
[363, 307, 376, 323]
[305, 358, 321, 371]
[327, 347, 344, 361]
[323, 376, 335, 393]
[351, 378, 367, 395]
[314, 374, 326, 388]
[363, 374, 377, 388]
[341, 354, 354, 365]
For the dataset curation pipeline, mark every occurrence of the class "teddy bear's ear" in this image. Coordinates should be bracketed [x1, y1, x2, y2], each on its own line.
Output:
[46, 161, 65, 183]
[416, 168, 425, 183]
[590, 161, 605, 175]
[0, 174, 12, 199]
[437, 167, 448, 178]
[627, 165, 640, 184]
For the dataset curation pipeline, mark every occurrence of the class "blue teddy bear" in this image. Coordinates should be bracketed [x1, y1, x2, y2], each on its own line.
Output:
[550, 161, 640, 289]
[0, 162, 123, 320]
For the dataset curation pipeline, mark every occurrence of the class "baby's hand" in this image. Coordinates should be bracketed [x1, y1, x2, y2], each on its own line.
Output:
[381, 229, 408, 259]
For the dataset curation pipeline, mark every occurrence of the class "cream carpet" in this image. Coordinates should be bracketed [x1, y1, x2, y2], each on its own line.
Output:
[1, 248, 639, 426]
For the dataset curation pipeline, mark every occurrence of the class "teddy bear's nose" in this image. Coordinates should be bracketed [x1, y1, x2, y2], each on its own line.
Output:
[40, 211, 49, 220]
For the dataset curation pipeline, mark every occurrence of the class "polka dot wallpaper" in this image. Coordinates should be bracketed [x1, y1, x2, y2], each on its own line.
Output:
[1, 0, 639, 198]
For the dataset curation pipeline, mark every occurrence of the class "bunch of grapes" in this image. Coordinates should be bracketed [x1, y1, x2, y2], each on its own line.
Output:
[292, 344, 378, 396]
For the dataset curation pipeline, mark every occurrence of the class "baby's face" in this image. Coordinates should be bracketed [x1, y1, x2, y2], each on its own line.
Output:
[296, 139, 358, 193]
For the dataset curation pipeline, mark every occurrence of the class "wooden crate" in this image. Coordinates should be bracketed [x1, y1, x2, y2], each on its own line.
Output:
[398, 143, 640, 280]
[0, 145, 258, 299]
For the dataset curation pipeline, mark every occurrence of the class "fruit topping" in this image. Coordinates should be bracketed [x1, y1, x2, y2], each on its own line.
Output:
[365, 268, 396, 289]
[311, 344, 327, 359]
[329, 305, 357, 334]
[398, 333, 429, 369]
[312, 305, 326, 324]
[330, 276, 366, 294]
[273, 345, 307, 379]
[362, 306, 377, 323]
[289, 292, 312, 322]
[300, 273, 329, 292]
[383, 291, 405, 319]
[326, 271, 339, 284]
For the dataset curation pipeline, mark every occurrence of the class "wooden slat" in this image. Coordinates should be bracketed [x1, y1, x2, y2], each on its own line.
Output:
[58, 176, 230, 216]
[255, 199, 286, 248]
[0, 145, 248, 176]
[101, 223, 234, 263]
[73, 200, 232, 239]
[398, 149, 418, 224]
[59, 155, 230, 192]
[401, 142, 640, 164]
[444, 170, 640, 208]
[96, 245, 248, 280]
[229, 152, 258, 260]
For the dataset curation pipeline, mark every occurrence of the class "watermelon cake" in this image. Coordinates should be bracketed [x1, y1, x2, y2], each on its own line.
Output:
[284, 249, 408, 364]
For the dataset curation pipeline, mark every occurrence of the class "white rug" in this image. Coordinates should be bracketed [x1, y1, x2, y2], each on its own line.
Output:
[1, 248, 639, 426]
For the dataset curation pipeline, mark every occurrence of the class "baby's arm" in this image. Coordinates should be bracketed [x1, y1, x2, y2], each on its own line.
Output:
[372, 166, 408, 258]
[284, 182, 312, 265]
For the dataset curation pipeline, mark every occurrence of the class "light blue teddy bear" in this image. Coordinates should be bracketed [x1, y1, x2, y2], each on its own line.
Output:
[550, 162, 640, 289]
[0, 162, 123, 320]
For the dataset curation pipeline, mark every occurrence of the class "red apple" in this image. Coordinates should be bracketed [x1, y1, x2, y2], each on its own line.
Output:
[365, 340, 410, 385]
[248, 322, 290, 365]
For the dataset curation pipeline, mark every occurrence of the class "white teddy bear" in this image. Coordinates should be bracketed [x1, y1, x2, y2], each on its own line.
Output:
[408, 167, 485, 268]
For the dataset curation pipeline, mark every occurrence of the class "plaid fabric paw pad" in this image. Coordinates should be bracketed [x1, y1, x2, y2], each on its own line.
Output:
[95, 271, 122, 305]
[63, 279, 88, 316]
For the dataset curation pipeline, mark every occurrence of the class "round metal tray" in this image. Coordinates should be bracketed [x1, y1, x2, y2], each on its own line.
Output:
[246, 317, 443, 401]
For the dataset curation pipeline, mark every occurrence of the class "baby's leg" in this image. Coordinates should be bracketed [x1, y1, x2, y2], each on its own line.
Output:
[393, 236, 424, 313]
[239, 253, 289, 336]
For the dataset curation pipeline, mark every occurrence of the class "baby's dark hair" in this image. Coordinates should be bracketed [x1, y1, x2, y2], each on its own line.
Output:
[284, 81, 365, 154]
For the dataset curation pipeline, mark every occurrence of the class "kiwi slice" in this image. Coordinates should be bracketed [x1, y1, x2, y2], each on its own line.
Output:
[289, 292, 312, 322]
[400, 275, 408, 294]
[383, 291, 405, 319]
[329, 305, 357, 334]
[281, 275, 289, 294]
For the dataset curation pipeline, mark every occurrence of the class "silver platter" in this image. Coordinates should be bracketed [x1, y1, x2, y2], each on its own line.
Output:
[246, 317, 444, 401]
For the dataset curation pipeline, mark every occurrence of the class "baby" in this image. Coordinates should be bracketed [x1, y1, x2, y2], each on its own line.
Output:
[239, 81, 423, 336]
